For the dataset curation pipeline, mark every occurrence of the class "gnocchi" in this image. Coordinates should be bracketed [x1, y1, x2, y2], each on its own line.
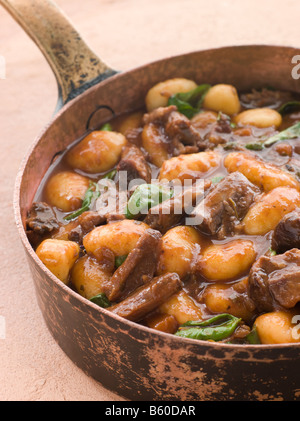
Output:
[45, 171, 90, 212]
[36, 239, 80, 284]
[145, 78, 198, 112]
[66, 130, 127, 173]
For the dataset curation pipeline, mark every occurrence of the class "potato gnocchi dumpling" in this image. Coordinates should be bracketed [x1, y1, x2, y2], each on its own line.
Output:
[254, 311, 300, 344]
[224, 152, 300, 192]
[197, 239, 257, 281]
[45, 171, 90, 212]
[243, 187, 300, 235]
[203, 84, 241, 116]
[145, 78, 198, 112]
[83, 219, 149, 261]
[36, 239, 80, 284]
[157, 226, 202, 279]
[71, 255, 112, 299]
[159, 151, 221, 182]
[234, 108, 282, 128]
[66, 130, 127, 173]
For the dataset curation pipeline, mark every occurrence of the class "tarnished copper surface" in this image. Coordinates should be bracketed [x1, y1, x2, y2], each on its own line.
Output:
[14, 45, 300, 400]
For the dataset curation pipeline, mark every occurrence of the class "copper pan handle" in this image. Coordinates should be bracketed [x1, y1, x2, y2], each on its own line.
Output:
[0, 0, 117, 109]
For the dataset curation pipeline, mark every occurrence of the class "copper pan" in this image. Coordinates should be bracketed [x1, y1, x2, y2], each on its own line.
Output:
[3, 0, 300, 401]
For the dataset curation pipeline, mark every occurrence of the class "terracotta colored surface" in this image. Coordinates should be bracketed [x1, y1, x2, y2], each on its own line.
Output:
[1, 0, 300, 402]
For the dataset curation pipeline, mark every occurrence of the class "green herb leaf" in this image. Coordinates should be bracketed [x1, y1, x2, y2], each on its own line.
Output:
[100, 123, 113, 131]
[102, 169, 117, 180]
[264, 122, 300, 147]
[63, 181, 100, 221]
[245, 142, 264, 151]
[115, 255, 127, 268]
[211, 175, 224, 184]
[168, 84, 211, 118]
[90, 292, 111, 308]
[278, 101, 300, 116]
[269, 248, 277, 256]
[175, 313, 241, 342]
[125, 183, 174, 219]
[246, 325, 261, 344]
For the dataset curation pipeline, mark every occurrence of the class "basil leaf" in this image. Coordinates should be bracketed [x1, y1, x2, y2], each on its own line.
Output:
[100, 123, 113, 131]
[211, 175, 224, 184]
[175, 313, 241, 342]
[115, 255, 127, 268]
[103, 169, 117, 180]
[168, 84, 211, 118]
[63, 181, 100, 221]
[278, 101, 300, 116]
[125, 184, 173, 219]
[245, 142, 264, 151]
[264, 122, 300, 147]
[90, 293, 111, 308]
[246, 326, 261, 344]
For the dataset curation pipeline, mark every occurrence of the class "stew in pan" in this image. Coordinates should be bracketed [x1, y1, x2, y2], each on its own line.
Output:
[26, 78, 300, 345]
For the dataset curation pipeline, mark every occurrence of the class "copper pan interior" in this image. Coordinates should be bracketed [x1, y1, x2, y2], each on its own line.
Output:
[13, 45, 300, 400]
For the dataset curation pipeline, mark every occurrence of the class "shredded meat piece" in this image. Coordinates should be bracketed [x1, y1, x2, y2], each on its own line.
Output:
[143, 105, 201, 157]
[67, 211, 106, 243]
[248, 249, 300, 312]
[117, 143, 152, 184]
[198, 112, 233, 150]
[26, 202, 59, 234]
[108, 228, 162, 302]
[109, 273, 182, 322]
[240, 88, 295, 109]
[144, 179, 211, 233]
[272, 211, 300, 253]
[193, 172, 260, 239]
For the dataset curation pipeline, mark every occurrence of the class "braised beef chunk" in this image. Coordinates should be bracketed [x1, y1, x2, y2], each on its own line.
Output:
[117, 143, 151, 184]
[109, 273, 182, 322]
[194, 172, 260, 239]
[240, 88, 295, 110]
[248, 249, 300, 312]
[144, 180, 211, 233]
[26, 202, 59, 234]
[163, 107, 203, 147]
[108, 228, 162, 302]
[143, 105, 201, 157]
[68, 211, 106, 243]
[198, 112, 233, 150]
[272, 211, 300, 253]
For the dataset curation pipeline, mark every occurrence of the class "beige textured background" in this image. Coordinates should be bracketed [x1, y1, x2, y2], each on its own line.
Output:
[1, 0, 300, 401]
